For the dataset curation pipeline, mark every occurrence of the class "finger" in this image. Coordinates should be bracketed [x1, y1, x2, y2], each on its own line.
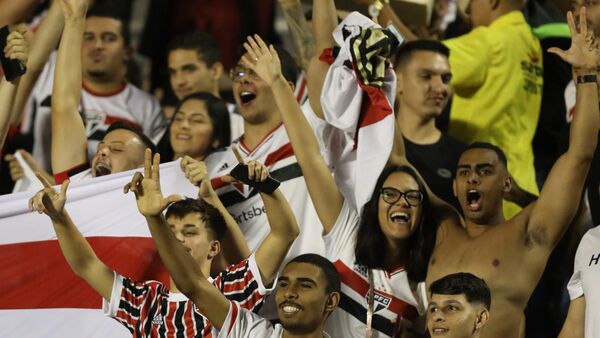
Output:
[60, 179, 70, 197]
[165, 194, 183, 205]
[35, 172, 53, 188]
[19, 150, 38, 170]
[221, 175, 237, 184]
[4, 153, 14, 161]
[144, 148, 152, 178]
[188, 167, 205, 179]
[580, 7, 588, 37]
[260, 165, 269, 182]
[566, 11, 576, 36]
[248, 161, 256, 180]
[247, 35, 261, 54]
[232, 145, 245, 164]
[28, 197, 34, 211]
[243, 41, 259, 61]
[153, 152, 161, 182]
[547, 47, 568, 61]
[254, 34, 269, 52]
[240, 55, 254, 70]
[129, 172, 144, 194]
[34, 195, 45, 214]
[9, 52, 27, 63]
[123, 182, 132, 194]
[253, 163, 263, 182]
[269, 45, 279, 59]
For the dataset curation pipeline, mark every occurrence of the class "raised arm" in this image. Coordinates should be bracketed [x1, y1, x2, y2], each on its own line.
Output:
[277, 0, 314, 72]
[125, 150, 230, 330]
[242, 35, 344, 234]
[28, 174, 113, 300]
[528, 8, 600, 249]
[180, 155, 251, 265]
[231, 146, 300, 284]
[0, 28, 29, 149]
[306, 0, 338, 119]
[51, 0, 88, 174]
[10, 0, 65, 125]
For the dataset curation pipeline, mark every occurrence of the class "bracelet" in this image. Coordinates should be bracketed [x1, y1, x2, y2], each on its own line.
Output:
[576, 74, 597, 84]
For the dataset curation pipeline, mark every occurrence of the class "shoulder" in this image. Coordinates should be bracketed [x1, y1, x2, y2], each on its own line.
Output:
[125, 83, 161, 107]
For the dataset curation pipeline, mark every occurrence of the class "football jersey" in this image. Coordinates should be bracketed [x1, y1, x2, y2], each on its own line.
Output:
[204, 123, 325, 263]
[225, 103, 244, 142]
[218, 301, 331, 338]
[567, 226, 600, 338]
[20, 52, 167, 172]
[324, 201, 419, 338]
[103, 255, 269, 338]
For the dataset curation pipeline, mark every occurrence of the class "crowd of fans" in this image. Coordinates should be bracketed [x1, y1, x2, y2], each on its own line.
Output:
[1, 0, 599, 337]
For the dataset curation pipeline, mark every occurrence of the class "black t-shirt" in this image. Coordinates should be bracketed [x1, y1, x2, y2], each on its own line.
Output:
[404, 133, 466, 210]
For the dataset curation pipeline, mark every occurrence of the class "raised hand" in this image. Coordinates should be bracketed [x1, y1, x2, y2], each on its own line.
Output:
[4, 28, 29, 67]
[241, 34, 284, 86]
[124, 149, 182, 217]
[28, 173, 69, 219]
[548, 7, 600, 71]
[232, 145, 271, 183]
[180, 156, 216, 201]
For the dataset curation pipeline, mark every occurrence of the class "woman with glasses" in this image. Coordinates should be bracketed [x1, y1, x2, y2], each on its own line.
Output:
[158, 92, 231, 162]
[238, 33, 436, 337]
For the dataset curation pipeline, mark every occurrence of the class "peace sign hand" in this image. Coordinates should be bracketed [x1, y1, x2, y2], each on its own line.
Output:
[29, 174, 69, 220]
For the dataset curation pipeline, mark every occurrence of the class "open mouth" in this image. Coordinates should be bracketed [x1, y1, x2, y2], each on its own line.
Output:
[390, 211, 410, 223]
[175, 133, 191, 141]
[239, 91, 257, 104]
[466, 189, 482, 210]
[431, 327, 449, 335]
[280, 302, 302, 315]
[95, 163, 112, 177]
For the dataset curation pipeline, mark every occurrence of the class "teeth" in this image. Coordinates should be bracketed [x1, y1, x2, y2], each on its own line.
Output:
[176, 134, 191, 140]
[390, 211, 409, 222]
[282, 305, 300, 313]
[240, 91, 254, 97]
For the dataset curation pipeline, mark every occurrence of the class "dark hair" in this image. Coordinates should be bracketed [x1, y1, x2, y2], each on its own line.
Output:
[462, 142, 508, 168]
[429, 272, 491, 310]
[235, 43, 299, 84]
[167, 31, 222, 67]
[355, 165, 436, 282]
[86, 3, 131, 46]
[159, 92, 230, 161]
[393, 40, 450, 69]
[287, 254, 341, 295]
[106, 121, 158, 155]
[165, 198, 227, 240]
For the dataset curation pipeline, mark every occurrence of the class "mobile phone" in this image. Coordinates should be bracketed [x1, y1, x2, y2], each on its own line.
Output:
[229, 163, 280, 194]
[0, 26, 27, 81]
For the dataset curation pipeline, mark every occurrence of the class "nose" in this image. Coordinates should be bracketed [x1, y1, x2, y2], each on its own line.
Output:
[283, 285, 298, 300]
[467, 171, 480, 185]
[173, 71, 186, 88]
[93, 37, 104, 49]
[431, 76, 448, 95]
[174, 231, 185, 243]
[98, 145, 110, 158]
[431, 310, 445, 322]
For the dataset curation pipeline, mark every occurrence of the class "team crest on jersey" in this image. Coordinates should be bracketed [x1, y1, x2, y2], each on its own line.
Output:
[151, 314, 163, 326]
[354, 264, 368, 278]
[366, 290, 392, 313]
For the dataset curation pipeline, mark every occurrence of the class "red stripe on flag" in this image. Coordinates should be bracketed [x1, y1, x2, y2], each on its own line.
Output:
[0, 237, 169, 309]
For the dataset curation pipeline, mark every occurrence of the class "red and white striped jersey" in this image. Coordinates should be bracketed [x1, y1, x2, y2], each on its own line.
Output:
[103, 255, 269, 338]
[324, 201, 420, 338]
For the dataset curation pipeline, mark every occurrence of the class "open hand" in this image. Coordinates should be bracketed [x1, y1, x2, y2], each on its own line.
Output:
[124, 149, 182, 217]
[548, 7, 600, 71]
[28, 173, 69, 220]
[241, 35, 284, 86]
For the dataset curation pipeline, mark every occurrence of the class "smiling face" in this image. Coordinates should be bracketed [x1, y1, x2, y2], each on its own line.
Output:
[91, 129, 146, 177]
[168, 49, 220, 99]
[169, 99, 217, 160]
[377, 172, 424, 246]
[275, 262, 335, 335]
[230, 54, 279, 125]
[427, 294, 489, 338]
[396, 51, 452, 119]
[82, 16, 129, 81]
[453, 148, 510, 224]
[166, 212, 219, 266]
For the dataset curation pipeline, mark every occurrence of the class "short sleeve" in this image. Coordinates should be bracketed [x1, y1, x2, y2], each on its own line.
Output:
[212, 254, 273, 311]
[323, 200, 360, 260]
[443, 28, 491, 93]
[217, 302, 274, 338]
[567, 232, 590, 300]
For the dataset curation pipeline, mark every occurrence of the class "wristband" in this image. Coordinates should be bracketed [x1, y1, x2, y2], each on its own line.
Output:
[576, 74, 597, 84]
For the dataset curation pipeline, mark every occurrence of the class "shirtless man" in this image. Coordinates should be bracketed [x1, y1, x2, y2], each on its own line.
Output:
[420, 8, 600, 338]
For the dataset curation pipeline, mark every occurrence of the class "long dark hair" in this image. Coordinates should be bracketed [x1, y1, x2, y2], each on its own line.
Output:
[354, 165, 437, 282]
[158, 92, 231, 161]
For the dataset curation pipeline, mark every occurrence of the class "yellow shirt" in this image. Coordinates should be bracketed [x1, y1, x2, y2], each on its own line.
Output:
[444, 11, 543, 218]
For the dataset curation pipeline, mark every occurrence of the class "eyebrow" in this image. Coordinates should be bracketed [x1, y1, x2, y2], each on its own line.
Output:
[457, 162, 494, 170]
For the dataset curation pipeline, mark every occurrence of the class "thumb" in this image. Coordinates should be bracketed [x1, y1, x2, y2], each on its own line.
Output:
[165, 194, 183, 205]
[221, 175, 238, 184]
[547, 47, 567, 60]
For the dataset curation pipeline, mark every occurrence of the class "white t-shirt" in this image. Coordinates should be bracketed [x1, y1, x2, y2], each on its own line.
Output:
[204, 123, 325, 264]
[324, 201, 419, 338]
[218, 301, 331, 338]
[567, 226, 600, 338]
[21, 52, 167, 172]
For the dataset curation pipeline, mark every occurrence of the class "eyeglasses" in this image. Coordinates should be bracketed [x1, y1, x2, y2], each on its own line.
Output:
[379, 187, 423, 207]
[229, 66, 259, 82]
